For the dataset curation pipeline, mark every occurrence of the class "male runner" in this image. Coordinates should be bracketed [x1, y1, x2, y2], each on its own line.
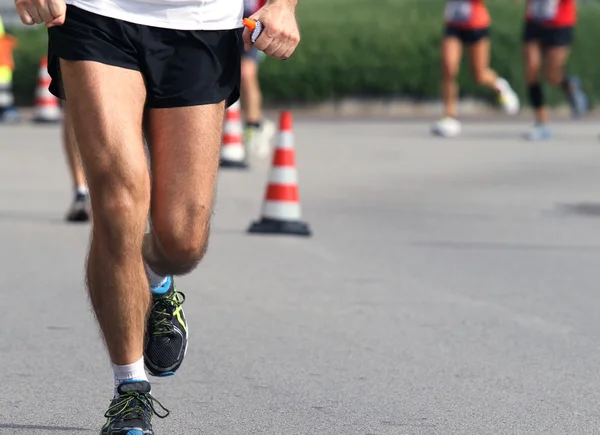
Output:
[62, 101, 91, 222]
[14, 0, 300, 432]
[522, 0, 587, 140]
[242, 0, 276, 157]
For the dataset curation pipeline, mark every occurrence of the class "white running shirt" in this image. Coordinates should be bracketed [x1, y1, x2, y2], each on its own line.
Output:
[66, 0, 244, 30]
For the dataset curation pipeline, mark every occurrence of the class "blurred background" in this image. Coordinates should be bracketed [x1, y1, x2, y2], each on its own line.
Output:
[1, 0, 600, 111]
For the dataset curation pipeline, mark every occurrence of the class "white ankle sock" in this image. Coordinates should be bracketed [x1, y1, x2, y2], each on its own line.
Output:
[113, 357, 148, 398]
[143, 223, 169, 291]
[144, 261, 169, 291]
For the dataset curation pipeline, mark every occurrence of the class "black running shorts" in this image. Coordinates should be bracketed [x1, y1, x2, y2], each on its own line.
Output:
[48, 5, 244, 108]
[444, 26, 490, 45]
[523, 21, 573, 47]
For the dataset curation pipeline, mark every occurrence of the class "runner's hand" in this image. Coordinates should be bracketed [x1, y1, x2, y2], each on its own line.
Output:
[243, 0, 300, 60]
[15, 0, 66, 27]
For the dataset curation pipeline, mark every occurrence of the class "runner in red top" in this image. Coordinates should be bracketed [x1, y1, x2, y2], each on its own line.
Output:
[445, 0, 490, 30]
[433, 0, 520, 137]
[240, 0, 276, 157]
[522, 0, 588, 140]
[525, 0, 576, 28]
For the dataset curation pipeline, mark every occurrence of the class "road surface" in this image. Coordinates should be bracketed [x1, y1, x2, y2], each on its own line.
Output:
[2, 117, 600, 434]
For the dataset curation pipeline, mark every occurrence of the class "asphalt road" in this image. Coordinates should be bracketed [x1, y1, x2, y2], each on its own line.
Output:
[2, 117, 600, 435]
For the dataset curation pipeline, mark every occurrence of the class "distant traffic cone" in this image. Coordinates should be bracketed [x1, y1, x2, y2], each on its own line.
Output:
[247, 111, 311, 236]
[220, 101, 248, 168]
[33, 56, 61, 123]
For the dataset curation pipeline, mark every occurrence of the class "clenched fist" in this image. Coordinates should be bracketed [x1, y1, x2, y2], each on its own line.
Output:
[15, 0, 66, 28]
[243, 0, 300, 60]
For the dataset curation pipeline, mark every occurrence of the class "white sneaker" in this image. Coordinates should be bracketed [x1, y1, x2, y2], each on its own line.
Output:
[246, 119, 276, 158]
[525, 123, 552, 141]
[496, 77, 520, 116]
[432, 116, 462, 138]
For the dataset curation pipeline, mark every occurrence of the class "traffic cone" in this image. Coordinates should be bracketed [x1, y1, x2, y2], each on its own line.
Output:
[247, 111, 311, 237]
[33, 56, 61, 123]
[220, 100, 247, 169]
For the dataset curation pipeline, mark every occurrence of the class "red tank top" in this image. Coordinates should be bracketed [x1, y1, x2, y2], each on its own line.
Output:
[444, 0, 490, 30]
[526, 0, 576, 27]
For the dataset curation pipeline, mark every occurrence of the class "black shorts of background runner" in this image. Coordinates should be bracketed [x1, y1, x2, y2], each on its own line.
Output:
[523, 21, 573, 48]
[48, 5, 244, 109]
[444, 26, 490, 45]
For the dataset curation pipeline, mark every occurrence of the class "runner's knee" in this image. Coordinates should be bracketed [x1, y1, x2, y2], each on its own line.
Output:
[89, 162, 150, 236]
[524, 58, 541, 84]
[545, 69, 563, 87]
[151, 206, 212, 273]
[442, 65, 458, 81]
[471, 68, 487, 85]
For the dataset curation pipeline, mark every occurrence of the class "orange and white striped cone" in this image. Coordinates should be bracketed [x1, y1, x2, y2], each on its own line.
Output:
[247, 111, 311, 236]
[220, 100, 248, 169]
[33, 56, 61, 123]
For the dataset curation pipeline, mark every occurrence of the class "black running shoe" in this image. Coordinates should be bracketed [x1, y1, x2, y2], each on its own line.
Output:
[101, 381, 169, 435]
[144, 278, 188, 377]
[66, 192, 91, 222]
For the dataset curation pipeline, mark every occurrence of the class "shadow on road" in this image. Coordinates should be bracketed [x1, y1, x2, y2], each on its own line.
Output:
[459, 132, 529, 141]
[0, 423, 92, 431]
[412, 240, 600, 252]
[559, 202, 600, 218]
[0, 210, 70, 226]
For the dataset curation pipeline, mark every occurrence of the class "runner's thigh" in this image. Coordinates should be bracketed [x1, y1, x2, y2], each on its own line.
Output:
[48, 5, 148, 210]
[142, 28, 243, 236]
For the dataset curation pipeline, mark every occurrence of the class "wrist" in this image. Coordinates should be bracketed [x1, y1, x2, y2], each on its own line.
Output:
[267, 0, 298, 6]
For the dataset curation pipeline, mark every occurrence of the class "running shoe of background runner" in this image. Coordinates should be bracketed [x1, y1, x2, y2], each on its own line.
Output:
[101, 381, 169, 435]
[432, 116, 462, 138]
[525, 123, 552, 141]
[564, 75, 588, 118]
[496, 78, 520, 115]
[144, 277, 188, 377]
[245, 119, 276, 158]
[0, 107, 20, 123]
[66, 191, 91, 222]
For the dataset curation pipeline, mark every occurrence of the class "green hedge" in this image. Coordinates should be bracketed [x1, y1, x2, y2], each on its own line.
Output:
[8, 25, 47, 106]
[7, 0, 600, 106]
[259, 0, 600, 106]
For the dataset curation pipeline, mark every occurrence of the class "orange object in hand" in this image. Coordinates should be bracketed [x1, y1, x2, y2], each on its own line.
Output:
[243, 18, 263, 43]
[243, 18, 256, 31]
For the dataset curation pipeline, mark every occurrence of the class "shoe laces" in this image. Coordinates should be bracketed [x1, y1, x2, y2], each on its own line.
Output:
[149, 291, 186, 336]
[104, 391, 170, 422]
